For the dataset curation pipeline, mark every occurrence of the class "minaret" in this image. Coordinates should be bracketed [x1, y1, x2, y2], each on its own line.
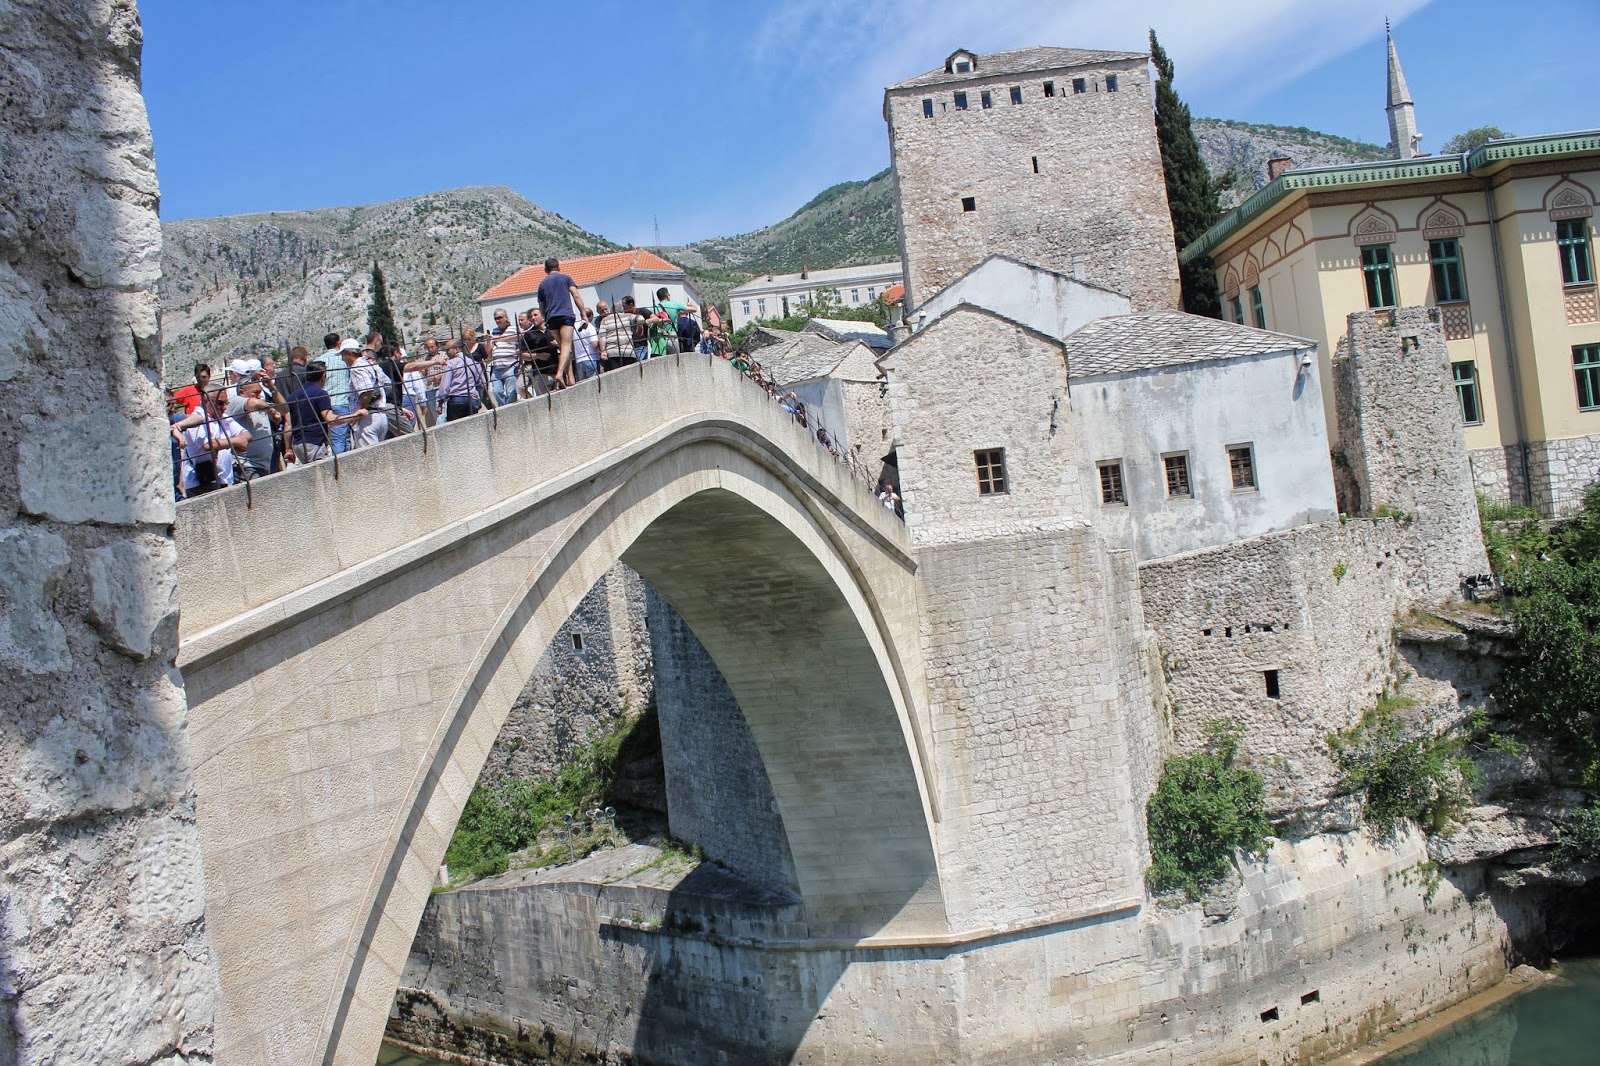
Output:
[1386, 21, 1421, 159]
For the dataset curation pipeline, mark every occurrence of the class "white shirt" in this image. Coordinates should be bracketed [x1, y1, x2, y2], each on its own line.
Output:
[179, 415, 246, 489]
[348, 356, 389, 408]
[574, 322, 601, 367]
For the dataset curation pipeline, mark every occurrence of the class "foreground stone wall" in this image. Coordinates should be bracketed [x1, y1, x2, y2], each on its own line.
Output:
[0, 1, 215, 1060]
[394, 828, 1518, 1065]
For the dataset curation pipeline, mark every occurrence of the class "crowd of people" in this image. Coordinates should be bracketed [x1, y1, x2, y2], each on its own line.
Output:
[167, 257, 871, 501]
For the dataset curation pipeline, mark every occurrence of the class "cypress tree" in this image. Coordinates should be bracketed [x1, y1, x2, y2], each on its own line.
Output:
[367, 260, 402, 346]
[1150, 30, 1222, 319]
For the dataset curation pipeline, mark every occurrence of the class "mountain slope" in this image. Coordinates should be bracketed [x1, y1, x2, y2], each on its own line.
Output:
[160, 186, 618, 373]
[157, 121, 1391, 371]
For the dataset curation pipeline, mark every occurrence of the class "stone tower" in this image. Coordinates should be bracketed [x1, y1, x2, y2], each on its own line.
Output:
[1333, 307, 1488, 598]
[884, 47, 1181, 313]
[1386, 23, 1421, 159]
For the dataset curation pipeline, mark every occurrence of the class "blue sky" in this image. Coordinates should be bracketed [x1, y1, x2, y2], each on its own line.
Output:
[141, 0, 1597, 247]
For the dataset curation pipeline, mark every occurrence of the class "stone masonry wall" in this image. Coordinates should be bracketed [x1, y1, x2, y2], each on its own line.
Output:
[1524, 434, 1600, 516]
[1139, 521, 1412, 819]
[0, 2, 215, 1061]
[478, 564, 654, 789]
[647, 587, 798, 898]
[1334, 307, 1489, 597]
[886, 55, 1179, 312]
[394, 827, 1517, 1065]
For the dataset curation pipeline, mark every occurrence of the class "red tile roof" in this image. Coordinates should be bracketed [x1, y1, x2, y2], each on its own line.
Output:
[478, 249, 685, 302]
[883, 284, 906, 305]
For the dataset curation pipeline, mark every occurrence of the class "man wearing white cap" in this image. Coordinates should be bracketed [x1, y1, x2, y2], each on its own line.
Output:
[327, 338, 364, 454]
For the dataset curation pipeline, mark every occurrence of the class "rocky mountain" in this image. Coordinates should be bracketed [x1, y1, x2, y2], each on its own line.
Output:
[157, 121, 1389, 372]
[1193, 118, 1390, 208]
[159, 186, 618, 375]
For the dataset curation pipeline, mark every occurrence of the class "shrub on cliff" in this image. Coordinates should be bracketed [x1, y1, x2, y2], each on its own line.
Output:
[1146, 721, 1270, 900]
[1328, 693, 1473, 835]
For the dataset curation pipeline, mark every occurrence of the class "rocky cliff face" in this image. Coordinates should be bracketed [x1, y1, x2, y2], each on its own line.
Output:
[1193, 118, 1390, 208]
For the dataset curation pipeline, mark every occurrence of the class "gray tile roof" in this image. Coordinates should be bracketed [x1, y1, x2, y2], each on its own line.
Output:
[805, 319, 891, 350]
[1065, 312, 1313, 378]
[889, 46, 1146, 90]
[750, 333, 858, 387]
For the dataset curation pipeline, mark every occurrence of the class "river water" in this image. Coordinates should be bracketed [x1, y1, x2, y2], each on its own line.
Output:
[377, 959, 1600, 1065]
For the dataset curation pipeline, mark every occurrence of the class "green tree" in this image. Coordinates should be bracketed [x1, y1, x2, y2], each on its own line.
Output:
[1145, 721, 1269, 900]
[366, 260, 402, 347]
[1440, 126, 1514, 154]
[1150, 29, 1222, 319]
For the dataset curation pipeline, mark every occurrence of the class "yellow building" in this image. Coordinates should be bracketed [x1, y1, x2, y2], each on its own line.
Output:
[1184, 132, 1600, 515]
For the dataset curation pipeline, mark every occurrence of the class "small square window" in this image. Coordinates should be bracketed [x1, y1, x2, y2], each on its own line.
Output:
[975, 449, 1008, 495]
[1164, 453, 1191, 497]
[1228, 444, 1256, 490]
[922, 98, 934, 118]
[954, 91, 968, 111]
[961, 196, 977, 213]
[571, 633, 585, 651]
[1009, 86, 1022, 105]
[980, 90, 992, 109]
[1043, 80, 1055, 97]
[1098, 461, 1126, 505]
[1072, 77, 1087, 94]
[1105, 74, 1119, 92]
[954, 60, 971, 73]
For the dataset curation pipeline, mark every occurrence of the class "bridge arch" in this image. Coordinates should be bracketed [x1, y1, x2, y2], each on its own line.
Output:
[176, 359, 944, 1065]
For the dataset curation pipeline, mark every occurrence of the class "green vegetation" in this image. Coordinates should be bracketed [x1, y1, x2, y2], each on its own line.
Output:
[1478, 493, 1549, 577]
[728, 288, 889, 352]
[1146, 720, 1270, 900]
[1441, 127, 1515, 154]
[1150, 30, 1221, 319]
[1333, 560, 1349, 583]
[443, 706, 656, 882]
[1328, 690, 1473, 834]
[367, 260, 402, 347]
[1555, 803, 1600, 866]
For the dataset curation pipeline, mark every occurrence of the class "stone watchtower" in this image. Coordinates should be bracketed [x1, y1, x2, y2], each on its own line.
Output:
[1334, 307, 1489, 597]
[884, 47, 1181, 312]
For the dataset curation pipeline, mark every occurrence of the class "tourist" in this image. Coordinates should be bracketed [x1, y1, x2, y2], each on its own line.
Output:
[351, 389, 388, 448]
[286, 360, 362, 463]
[326, 337, 361, 454]
[172, 364, 211, 415]
[595, 300, 642, 372]
[172, 388, 250, 496]
[224, 378, 280, 480]
[518, 309, 559, 395]
[676, 305, 702, 354]
[622, 296, 650, 362]
[537, 258, 589, 387]
[572, 314, 601, 381]
[437, 337, 492, 422]
[279, 346, 310, 399]
[488, 308, 520, 406]
[646, 310, 676, 359]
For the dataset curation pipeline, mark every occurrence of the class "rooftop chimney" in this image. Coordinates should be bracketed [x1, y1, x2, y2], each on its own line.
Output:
[1267, 156, 1294, 181]
[801, 265, 809, 279]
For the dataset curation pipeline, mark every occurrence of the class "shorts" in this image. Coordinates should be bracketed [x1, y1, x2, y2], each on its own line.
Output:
[546, 315, 575, 330]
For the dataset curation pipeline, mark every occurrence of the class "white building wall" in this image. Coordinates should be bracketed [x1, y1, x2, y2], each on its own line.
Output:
[729, 264, 904, 329]
[1072, 349, 1336, 561]
[913, 256, 1131, 342]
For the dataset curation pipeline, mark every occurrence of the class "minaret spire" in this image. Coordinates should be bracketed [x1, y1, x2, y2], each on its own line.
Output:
[1386, 21, 1421, 159]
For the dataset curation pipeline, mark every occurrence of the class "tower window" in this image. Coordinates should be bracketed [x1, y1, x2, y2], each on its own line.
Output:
[975, 449, 1009, 495]
[1072, 77, 1087, 94]
[1009, 86, 1022, 105]
[980, 90, 992, 109]
[1430, 238, 1467, 302]
[922, 98, 934, 118]
[1163, 453, 1192, 498]
[1361, 244, 1398, 308]
[1043, 80, 1055, 97]
[1264, 670, 1280, 699]
[961, 196, 977, 212]
[571, 633, 585, 651]
[1105, 74, 1119, 92]
[1454, 361, 1483, 425]
[1250, 285, 1266, 328]
[1228, 444, 1257, 490]
[1575, 344, 1600, 410]
[1558, 220, 1594, 285]
[1098, 461, 1126, 505]
[1032, 156, 1040, 173]
[954, 91, 968, 110]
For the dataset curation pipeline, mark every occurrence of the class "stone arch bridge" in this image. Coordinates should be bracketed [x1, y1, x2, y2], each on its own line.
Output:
[177, 356, 946, 1065]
